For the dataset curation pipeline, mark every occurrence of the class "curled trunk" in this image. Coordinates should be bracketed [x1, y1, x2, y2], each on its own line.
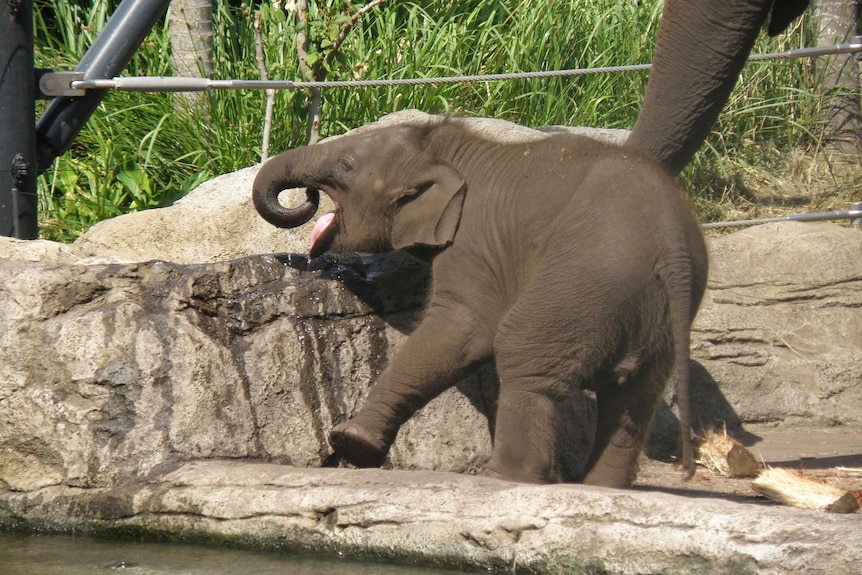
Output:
[252, 154, 320, 229]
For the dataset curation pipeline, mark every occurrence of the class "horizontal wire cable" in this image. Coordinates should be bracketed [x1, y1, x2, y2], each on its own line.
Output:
[69, 42, 862, 93]
[52, 40, 862, 227]
[702, 208, 862, 229]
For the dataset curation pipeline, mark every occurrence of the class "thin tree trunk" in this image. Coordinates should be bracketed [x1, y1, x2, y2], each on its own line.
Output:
[294, 0, 386, 145]
[168, 0, 214, 112]
[814, 0, 862, 154]
[296, 0, 322, 145]
[254, 11, 275, 161]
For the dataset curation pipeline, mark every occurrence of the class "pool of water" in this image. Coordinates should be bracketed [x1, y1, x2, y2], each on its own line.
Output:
[0, 532, 469, 575]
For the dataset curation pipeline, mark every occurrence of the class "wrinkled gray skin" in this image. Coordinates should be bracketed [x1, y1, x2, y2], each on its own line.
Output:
[253, 122, 708, 487]
[627, 0, 809, 173]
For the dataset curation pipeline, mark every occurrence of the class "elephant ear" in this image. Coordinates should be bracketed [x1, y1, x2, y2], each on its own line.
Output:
[391, 161, 466, 251]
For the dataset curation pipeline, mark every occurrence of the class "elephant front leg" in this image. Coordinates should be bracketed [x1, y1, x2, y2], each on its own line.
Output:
[329, 306, 492, 468]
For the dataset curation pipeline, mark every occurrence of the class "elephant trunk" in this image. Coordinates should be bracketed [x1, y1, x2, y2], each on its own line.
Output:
[252, 151, 321, 229]
[626, 0, 806, 174]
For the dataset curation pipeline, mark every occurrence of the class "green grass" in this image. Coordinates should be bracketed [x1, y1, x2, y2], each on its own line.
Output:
[32, 0, 859, 241]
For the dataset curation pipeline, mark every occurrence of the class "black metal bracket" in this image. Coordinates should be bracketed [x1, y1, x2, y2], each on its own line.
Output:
[34, 0, 173, 174]
[9, 154, 30, 238]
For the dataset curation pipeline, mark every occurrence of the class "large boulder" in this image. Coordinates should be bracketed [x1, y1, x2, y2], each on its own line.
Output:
[692, 222, 862, 428]
[0, 110, 628, 266]
[0, 252, 499, 491]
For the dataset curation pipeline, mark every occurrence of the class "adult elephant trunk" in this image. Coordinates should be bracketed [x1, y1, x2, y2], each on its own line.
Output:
[626, 0, 807, 174]
[252, 150, 321, 229]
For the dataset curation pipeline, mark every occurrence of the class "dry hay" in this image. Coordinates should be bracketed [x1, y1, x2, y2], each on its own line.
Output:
[695, 427, 761, 478]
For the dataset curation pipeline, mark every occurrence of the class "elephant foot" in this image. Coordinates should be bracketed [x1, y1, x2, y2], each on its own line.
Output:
[482, 467, 519, 483]
[482, 464, 555, 485]
[329, 422, 389, 468]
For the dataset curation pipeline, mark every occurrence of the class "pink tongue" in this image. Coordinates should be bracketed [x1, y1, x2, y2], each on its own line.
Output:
[309, 212, 335, 251]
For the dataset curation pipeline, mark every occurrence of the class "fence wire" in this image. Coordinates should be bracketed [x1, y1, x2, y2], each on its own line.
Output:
[702, 206, 862, 229]
[69, 41, 862, 93]
[55, 39, 862, 230]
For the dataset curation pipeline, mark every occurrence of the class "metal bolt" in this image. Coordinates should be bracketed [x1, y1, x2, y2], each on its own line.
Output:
[10, 153, 29, 182]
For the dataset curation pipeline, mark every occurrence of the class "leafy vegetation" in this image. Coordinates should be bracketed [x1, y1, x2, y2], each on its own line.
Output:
[33, 0, 860, 241]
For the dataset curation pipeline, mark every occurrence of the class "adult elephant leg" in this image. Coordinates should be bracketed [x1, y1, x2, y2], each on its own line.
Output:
[626, 0, 773, 174]
[329, 303, 493, 468]
[582, 352, 674, 489]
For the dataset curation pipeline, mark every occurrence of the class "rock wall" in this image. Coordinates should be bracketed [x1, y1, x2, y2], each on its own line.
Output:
[646, 221, 862, 456]
[0, 252, 502, 490]
[692, 222, 862, 428]
[0, 247, 598, 489]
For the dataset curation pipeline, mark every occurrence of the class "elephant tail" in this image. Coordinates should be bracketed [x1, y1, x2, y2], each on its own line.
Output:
[673, 288, 695, 480]
[661, 248, 705, 480]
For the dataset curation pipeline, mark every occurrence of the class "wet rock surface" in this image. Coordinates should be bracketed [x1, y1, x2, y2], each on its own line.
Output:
[1, 112, 861, 574]
[0, 252, 501, 490]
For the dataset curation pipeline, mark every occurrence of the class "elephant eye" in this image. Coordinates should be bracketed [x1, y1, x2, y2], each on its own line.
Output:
[336, 155, 356, 173]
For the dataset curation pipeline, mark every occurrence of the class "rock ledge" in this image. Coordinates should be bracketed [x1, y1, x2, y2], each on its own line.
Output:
[2, 460, 861, 575]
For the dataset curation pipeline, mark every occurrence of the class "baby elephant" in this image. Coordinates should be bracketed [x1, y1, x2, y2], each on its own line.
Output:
[252, 120, 708, 487]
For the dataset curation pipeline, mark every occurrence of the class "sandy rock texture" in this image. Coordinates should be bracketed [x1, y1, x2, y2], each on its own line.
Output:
[693, 222, 862, 428]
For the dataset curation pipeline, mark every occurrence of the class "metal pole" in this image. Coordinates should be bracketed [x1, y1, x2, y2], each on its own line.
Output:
[35, 0, 173, 173]
[851, 202, 862, 226]
[0, 0, 38, 239]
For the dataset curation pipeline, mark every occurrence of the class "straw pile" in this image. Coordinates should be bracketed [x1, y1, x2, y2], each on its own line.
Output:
[695, 427, 761, 478]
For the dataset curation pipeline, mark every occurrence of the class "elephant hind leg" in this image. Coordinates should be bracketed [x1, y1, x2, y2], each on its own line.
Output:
[487, 291, 615, 484]
[582, 353, 673, 488]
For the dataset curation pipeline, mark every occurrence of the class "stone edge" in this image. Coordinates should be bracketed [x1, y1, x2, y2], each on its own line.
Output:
[2, 461, 861, 575]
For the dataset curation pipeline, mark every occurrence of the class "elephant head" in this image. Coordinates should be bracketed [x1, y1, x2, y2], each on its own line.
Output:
[252, 125, 466, 259]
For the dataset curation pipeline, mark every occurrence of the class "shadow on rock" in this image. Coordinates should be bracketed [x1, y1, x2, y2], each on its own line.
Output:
[647, 361, 762, 461]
